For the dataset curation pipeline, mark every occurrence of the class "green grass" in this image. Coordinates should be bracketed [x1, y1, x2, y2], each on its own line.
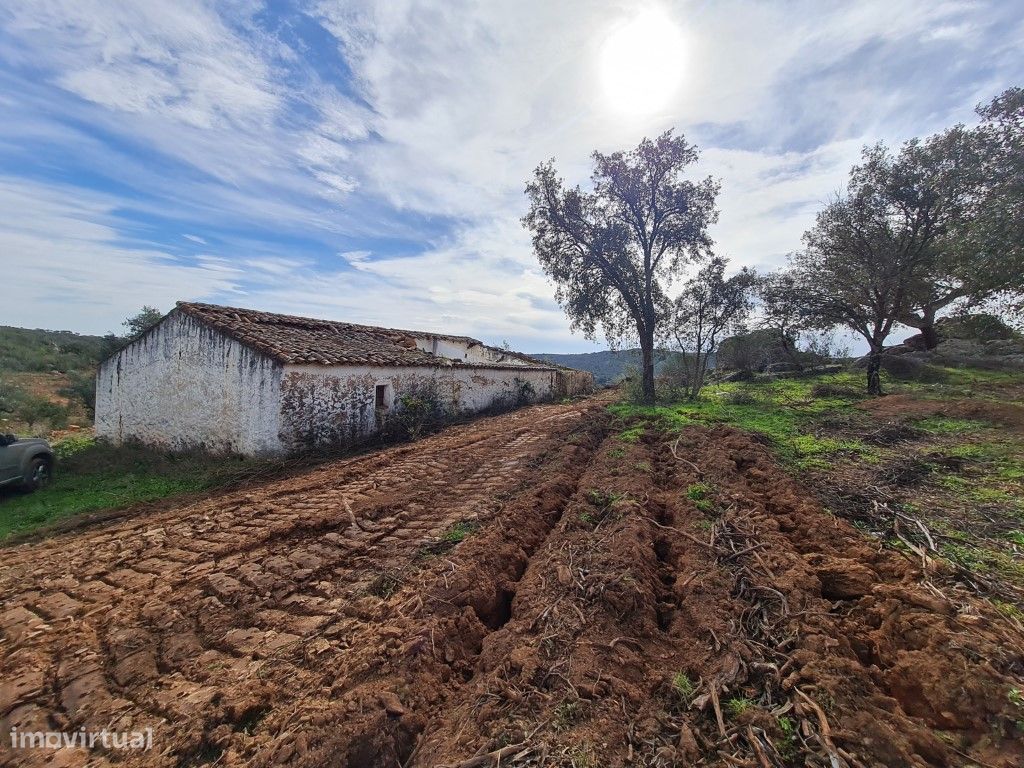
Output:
[725, 696, 754, 718]
[609, 372, 876, 469]
[913, 416, 989, 434]
[0, 436, 271, 541]
[442, 520, 479, 543]
[0, 472, 206, 540]
[671, 672, 695, 700]
[685, 482, 716, 513]
[777, 716, 798, 760]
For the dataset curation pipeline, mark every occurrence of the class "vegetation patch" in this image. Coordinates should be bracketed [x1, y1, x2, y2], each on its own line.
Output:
[0, 438, 283, 541]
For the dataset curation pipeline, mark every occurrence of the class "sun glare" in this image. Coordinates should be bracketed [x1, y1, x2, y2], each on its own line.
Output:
[599, 7, 686, 116]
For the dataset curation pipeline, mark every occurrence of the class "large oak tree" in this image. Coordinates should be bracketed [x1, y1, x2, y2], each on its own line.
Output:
[791, 144, 943, 395]
[523, 131, 719, 403]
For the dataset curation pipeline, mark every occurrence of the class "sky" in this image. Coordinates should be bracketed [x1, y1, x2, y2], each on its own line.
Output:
[1, 0, 1022, 352]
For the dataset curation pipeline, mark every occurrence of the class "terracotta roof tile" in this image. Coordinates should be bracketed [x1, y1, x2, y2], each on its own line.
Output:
[175, 302, 555, 370]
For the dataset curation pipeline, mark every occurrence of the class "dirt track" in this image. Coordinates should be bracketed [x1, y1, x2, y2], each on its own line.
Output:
[2, 396, 1023, 768]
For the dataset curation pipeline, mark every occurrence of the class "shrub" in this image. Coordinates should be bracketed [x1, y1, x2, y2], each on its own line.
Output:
[723, 388, 758, 405]
[390, 380, 452, 440]
[880, 355, 947, 382]
[810, 381, 862, 399]
[58, 372, 97, 419]
[944, 313, 1019, 342]
[52, 433, 95, 460]
[16, 396, 69, 432]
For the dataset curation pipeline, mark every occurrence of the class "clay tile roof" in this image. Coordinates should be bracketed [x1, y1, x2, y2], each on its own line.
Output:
[175, 302, 555, 369]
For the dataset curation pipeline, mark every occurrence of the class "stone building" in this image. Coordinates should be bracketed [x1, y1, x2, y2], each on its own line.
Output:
[95, 302, 592, 455]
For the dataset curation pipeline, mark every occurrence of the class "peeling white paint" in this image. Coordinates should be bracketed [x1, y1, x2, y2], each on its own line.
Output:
[95, 311, 593, 456]
[95, 312, 283, 454]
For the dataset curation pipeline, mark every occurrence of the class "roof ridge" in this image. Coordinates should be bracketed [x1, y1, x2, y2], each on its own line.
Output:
[176, 301, 483, 344]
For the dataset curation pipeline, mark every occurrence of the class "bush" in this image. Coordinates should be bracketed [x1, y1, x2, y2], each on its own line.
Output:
[389, 380, 453, 440]
[52, 433, 95, 460]
[718, 329, 793, 373]
[943, 313, 1019, 342]
[801, 333, 850, 365]
[723, 389, 758, 405]
[810, 381, 862, 399]
[13, 396, 69, 432]
[881, 355, 948, 382]
[58, 372, 96, 419]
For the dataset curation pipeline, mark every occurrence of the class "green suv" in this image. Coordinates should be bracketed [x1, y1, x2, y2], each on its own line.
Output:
[0, 434, 54, 492]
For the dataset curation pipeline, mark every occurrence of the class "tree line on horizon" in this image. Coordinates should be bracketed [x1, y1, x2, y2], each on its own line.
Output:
[523, 87, 1024, 401]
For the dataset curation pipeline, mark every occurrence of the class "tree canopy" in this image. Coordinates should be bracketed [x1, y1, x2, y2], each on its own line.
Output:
[523, 130, 719, 403]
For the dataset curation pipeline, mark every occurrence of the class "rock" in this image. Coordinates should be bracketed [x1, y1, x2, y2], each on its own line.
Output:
[677, 723, 700, 761]
[556, 564, 573, 586]
[379, 691, 405, 716]
[721, 369, 754, 382]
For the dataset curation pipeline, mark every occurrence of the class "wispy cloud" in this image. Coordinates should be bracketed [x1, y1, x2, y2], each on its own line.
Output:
[0, 0, 1021, 347]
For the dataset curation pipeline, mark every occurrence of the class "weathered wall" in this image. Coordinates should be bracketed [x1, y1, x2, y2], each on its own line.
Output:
[95, 311, 284, 455]
[277, 363, 562, 452]
[412, 336, 535, 367]
[553, 368, 595, 398]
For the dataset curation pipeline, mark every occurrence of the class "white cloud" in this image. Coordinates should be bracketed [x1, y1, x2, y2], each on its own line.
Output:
[0, 0, 1021, 351]
[0, 177, 239, 333]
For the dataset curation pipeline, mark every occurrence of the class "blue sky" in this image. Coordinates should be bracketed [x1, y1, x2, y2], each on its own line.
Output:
[1, 0, 1022, 352]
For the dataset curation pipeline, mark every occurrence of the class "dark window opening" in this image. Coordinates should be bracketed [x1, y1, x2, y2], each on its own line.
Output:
[375, 384, 388, 410]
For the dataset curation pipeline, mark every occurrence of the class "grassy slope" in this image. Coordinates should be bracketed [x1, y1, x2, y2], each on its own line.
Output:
[0, 435, 268, 540]
[0, 325, 105, 372]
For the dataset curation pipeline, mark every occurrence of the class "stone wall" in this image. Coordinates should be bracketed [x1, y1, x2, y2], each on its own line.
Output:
[277, 363, 563, 452]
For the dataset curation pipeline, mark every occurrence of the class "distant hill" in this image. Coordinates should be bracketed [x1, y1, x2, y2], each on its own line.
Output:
[531, 349, 711, 386]
[0, 326, 107, 373]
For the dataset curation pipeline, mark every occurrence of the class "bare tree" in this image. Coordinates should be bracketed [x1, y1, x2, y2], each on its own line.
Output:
[666, 257, 755, 399]
[523, 131, 719, 403]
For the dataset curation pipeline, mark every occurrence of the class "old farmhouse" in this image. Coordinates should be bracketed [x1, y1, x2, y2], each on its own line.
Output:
[95, 302, 592, 456]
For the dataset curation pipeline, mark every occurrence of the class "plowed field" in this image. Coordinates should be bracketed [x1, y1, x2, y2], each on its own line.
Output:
[2, 395, 1022, 767]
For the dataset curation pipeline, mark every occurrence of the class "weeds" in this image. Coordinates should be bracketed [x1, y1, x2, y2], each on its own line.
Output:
[686, 482, 715, 513]
[725, 696, 753, 717]
[777, 715, 797, 759]
[443, 520, 478, 543]
[671, 672, 695, 701]
[553, 698, 585, 731]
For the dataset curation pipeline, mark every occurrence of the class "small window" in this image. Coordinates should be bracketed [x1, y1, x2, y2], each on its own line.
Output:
[375, 384, 388, 410]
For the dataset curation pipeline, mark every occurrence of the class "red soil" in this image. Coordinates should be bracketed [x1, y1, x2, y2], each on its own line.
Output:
[1, 397, 1022, 767]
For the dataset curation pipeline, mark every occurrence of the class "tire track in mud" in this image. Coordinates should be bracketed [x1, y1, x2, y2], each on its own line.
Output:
[3, 405, 1022, 768]
[0, 398, 606, 768]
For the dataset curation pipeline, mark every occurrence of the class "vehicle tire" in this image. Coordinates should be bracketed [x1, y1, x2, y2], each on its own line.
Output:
[21, 457, 52, 492]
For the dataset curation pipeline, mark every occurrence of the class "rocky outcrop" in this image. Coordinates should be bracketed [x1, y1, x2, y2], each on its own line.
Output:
[886, 314, 1024, 371]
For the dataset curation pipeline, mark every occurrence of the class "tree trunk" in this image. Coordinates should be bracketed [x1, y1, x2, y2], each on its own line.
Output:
[780, 331, 802, 368]
[919, 307, 939, 350]
[904, 306, 940, 350]
[640, 330, 656, 404]
[920, 323, 939, 350]
[866, 348, 883, 396]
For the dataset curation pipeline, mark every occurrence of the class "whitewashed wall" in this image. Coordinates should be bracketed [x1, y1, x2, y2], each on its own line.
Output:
[412, 336, 533, 367]
[277, 363, 560, 452]
[95, 311, 284, 455]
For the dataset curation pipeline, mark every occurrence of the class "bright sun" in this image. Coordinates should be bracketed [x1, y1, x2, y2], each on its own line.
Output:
[600, 7, 686, 116]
